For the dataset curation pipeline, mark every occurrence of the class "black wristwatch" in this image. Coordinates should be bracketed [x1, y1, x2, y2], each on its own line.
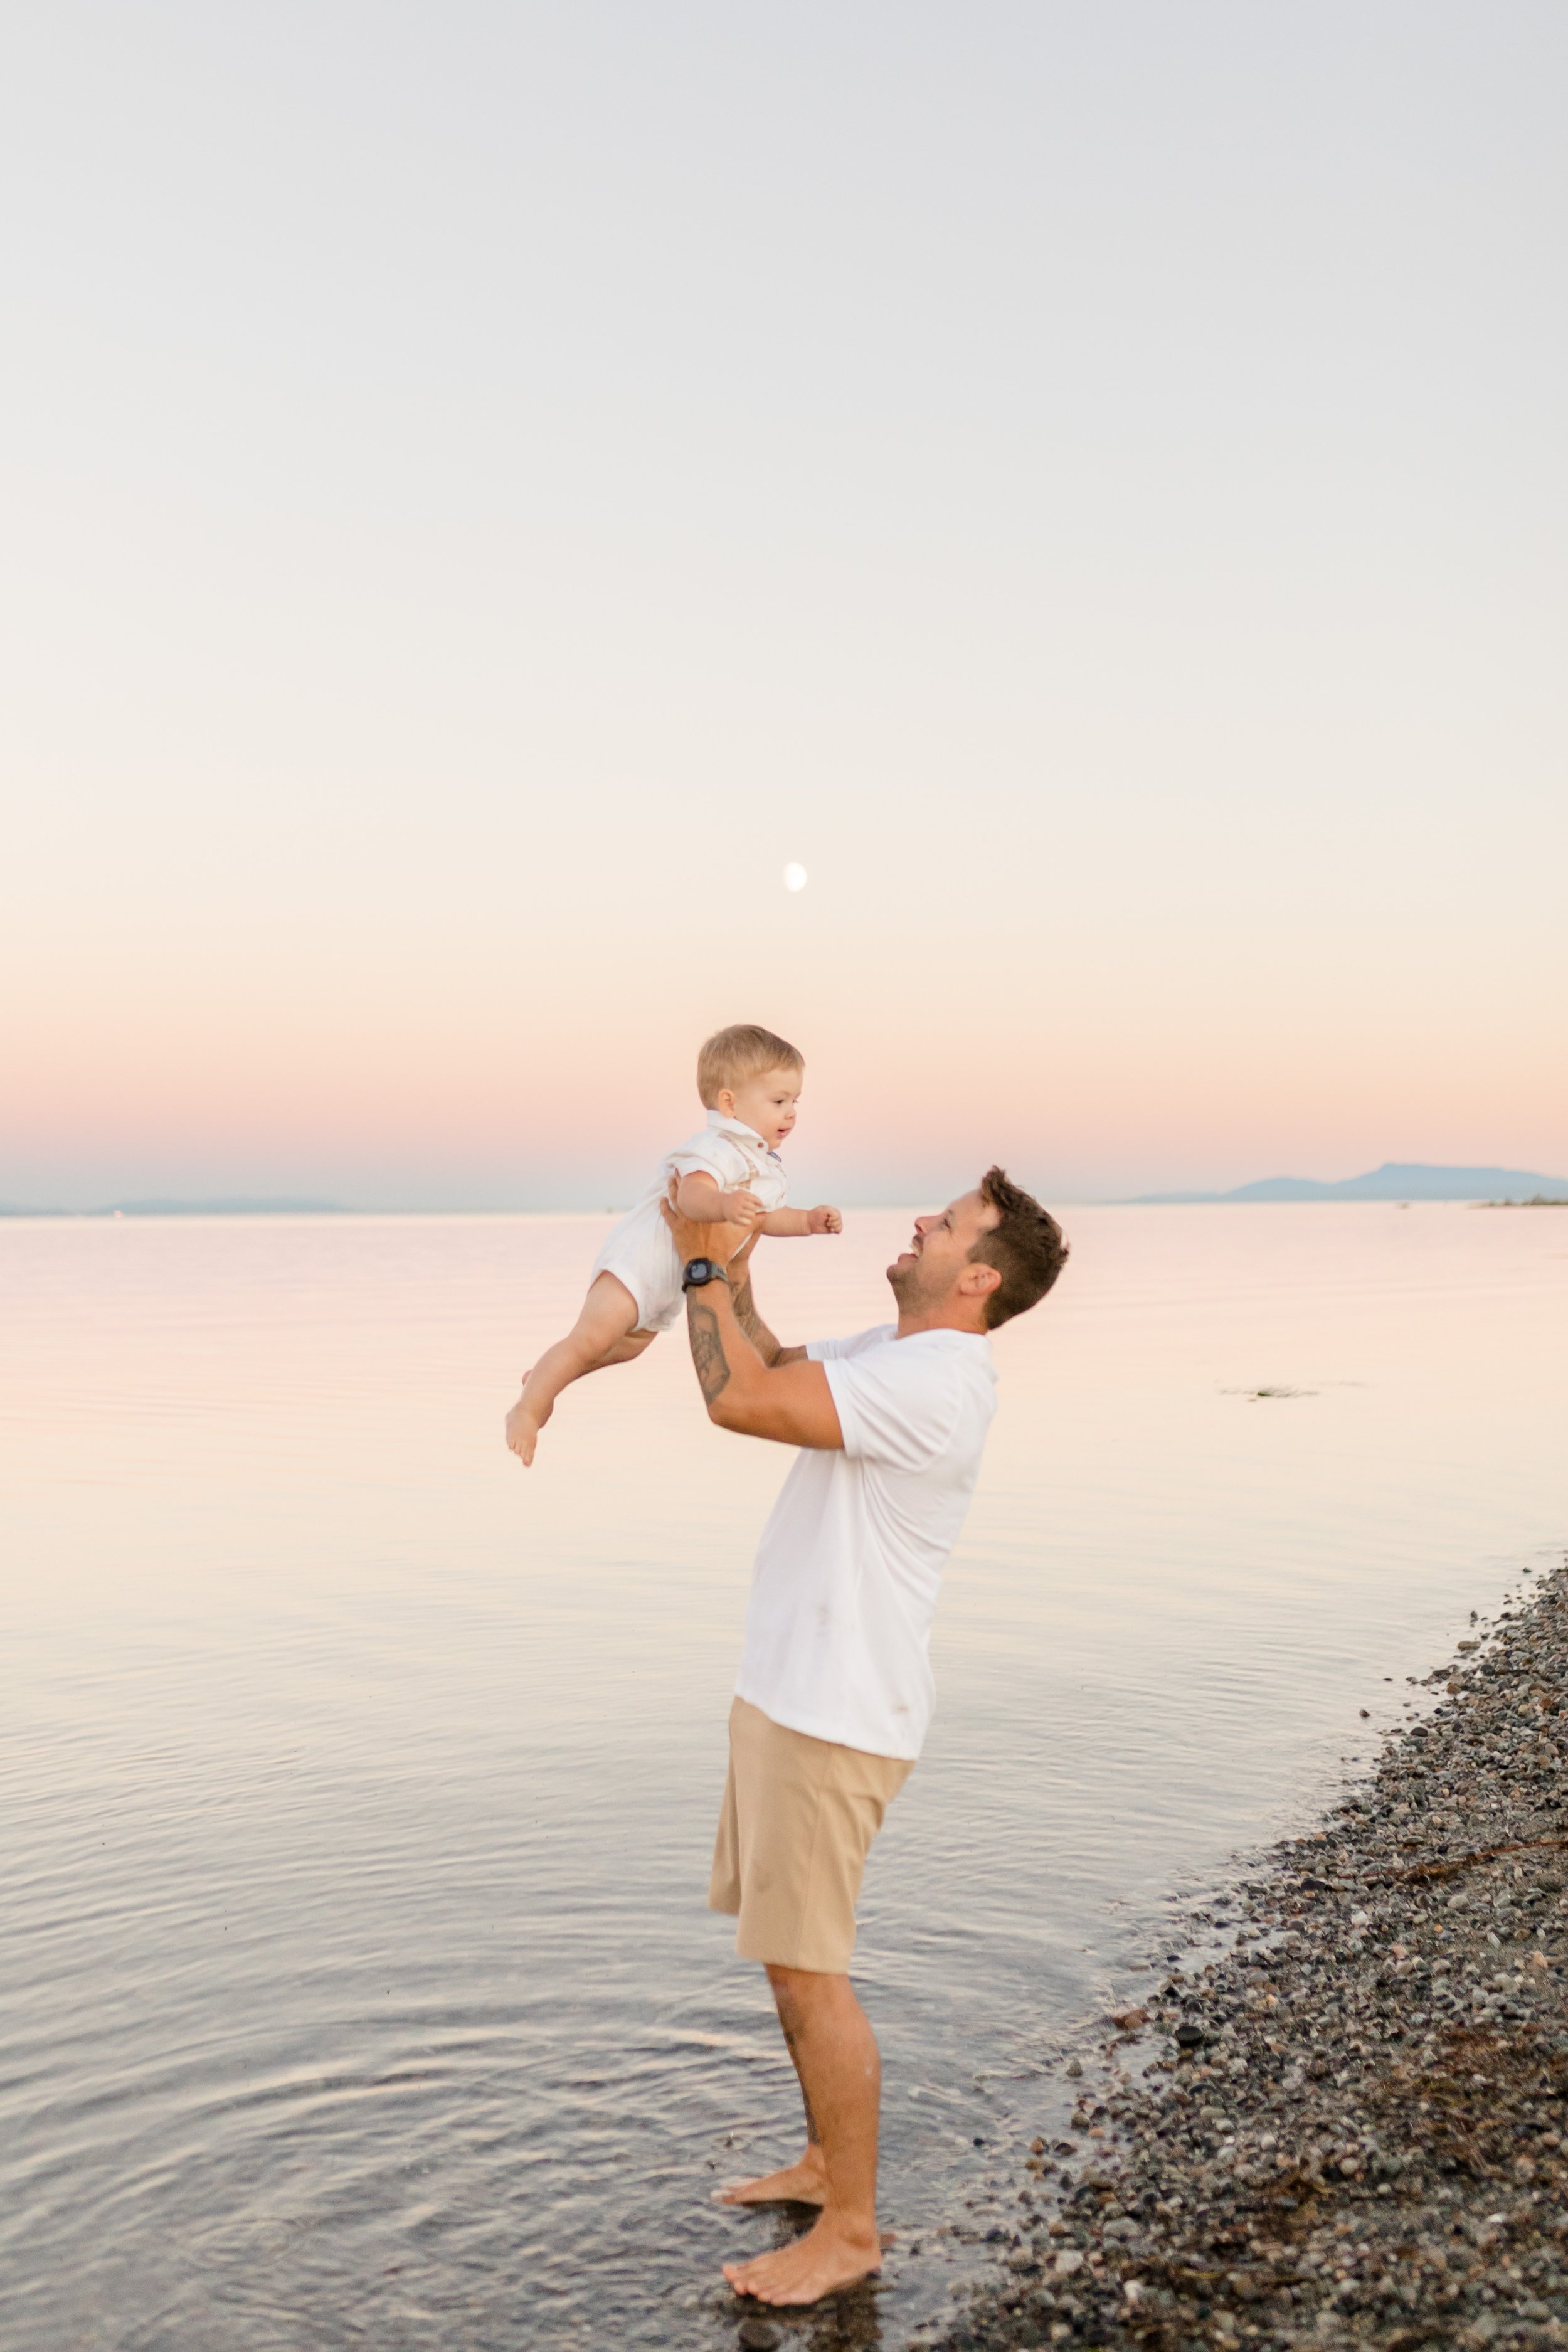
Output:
[682, 1257, 729, 1292]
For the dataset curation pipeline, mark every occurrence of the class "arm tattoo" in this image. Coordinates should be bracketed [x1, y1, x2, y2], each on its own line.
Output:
[688, 1300, 732, 1404]
[729, 1273, 781, 1366]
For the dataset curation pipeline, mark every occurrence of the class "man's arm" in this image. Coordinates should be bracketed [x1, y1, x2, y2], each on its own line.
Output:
[660, 1190, 840, 1447]
[684, 1275, 844, 1449]
[728, 1258, 808, 1368]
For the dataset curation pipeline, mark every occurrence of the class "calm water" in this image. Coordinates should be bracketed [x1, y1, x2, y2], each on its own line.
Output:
[3, 1205, 1565, 2350]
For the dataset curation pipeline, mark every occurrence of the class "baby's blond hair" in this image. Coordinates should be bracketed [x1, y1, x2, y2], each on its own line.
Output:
[697, 1024, 803, 1108]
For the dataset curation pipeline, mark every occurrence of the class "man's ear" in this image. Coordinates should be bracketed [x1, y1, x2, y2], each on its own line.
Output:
[958, 1261, 1002, 1303]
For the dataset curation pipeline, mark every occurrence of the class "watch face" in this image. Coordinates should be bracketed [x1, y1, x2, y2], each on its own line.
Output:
[684, 1257, 714, 1287]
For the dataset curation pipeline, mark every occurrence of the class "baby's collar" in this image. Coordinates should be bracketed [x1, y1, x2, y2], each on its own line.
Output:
[707, 1109, 781, 1155]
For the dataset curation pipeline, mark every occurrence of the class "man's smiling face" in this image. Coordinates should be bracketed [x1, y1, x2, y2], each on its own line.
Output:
[887, 1187, 1000, 1316]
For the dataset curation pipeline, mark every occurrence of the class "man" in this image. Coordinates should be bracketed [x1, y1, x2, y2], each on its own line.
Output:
[661, 1166, 1069, 2307]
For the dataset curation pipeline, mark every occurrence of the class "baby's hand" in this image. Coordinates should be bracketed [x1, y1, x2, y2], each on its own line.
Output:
[717, 1187, 765, 1229]
[807, 1204, 843, 1235]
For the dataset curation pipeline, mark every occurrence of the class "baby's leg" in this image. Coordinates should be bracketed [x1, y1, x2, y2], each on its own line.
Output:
[591, 1329, 660, 1370]
[505, 1273, 650, 1466]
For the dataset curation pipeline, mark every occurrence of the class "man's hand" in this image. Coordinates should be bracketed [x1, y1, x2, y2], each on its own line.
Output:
[664, 1193, 843, 1449]
[807, 1204, 843, 1235]
[662, 1182, 760, 1273]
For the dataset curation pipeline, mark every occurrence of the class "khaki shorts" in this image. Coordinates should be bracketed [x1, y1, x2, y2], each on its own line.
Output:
[708, 1696, 914, 1974]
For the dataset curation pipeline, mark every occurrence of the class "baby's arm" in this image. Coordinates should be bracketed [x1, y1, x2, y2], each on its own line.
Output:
[759, 1205, 843, 1237]
[675, 1169, 765, 1228]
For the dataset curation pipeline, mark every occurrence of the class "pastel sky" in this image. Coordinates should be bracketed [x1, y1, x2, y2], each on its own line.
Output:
[3, 2, 1565, 1209]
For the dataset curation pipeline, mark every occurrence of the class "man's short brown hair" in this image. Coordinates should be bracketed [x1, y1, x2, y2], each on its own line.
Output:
[969, 1166, 1069, 1330]
[697, 1024, 804, 1107]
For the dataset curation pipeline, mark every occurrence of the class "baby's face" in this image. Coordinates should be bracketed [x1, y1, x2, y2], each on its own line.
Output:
[728, 1067, 802, 1150]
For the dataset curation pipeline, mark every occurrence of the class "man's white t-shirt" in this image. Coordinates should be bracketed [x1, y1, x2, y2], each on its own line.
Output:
[733, 1323, 999, 1762]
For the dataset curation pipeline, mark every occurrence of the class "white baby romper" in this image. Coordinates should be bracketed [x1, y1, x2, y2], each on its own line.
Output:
[589, 1112, 790, 1333]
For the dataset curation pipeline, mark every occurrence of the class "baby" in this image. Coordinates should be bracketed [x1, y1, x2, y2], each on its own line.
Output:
[505, 1024, 842, 1465]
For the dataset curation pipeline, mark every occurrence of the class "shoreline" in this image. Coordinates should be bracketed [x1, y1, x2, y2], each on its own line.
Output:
[933, 1555, 1568, 2352]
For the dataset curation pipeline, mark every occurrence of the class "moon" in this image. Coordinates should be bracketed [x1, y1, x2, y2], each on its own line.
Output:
[783, 862, 808, 893]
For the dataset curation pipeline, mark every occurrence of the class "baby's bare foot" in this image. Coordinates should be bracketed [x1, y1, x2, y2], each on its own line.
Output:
[714, 2146, 828, 2207]
[504, 1392, 549, 1466]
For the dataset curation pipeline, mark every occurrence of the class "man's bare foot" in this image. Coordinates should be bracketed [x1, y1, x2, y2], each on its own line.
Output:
[714, 2146, 828, 2206]
[504, 1391, 549, 1466]
[723, 2214, 882, 2305]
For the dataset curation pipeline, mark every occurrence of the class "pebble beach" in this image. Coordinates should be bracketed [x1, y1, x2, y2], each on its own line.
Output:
[932, 1555, 1568, 2352]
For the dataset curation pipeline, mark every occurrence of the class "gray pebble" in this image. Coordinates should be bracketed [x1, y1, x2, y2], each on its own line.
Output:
[936, 1562, 1568, 2351]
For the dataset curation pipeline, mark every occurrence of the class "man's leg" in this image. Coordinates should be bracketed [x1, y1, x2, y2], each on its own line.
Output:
[714, 1964, 829, 2207]
[721, 1964, 883, 2304]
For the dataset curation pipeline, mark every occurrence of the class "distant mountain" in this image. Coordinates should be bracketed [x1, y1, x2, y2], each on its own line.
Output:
[1130, 1161, 1568, 1205]
[0, 1197, 347, 1217]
